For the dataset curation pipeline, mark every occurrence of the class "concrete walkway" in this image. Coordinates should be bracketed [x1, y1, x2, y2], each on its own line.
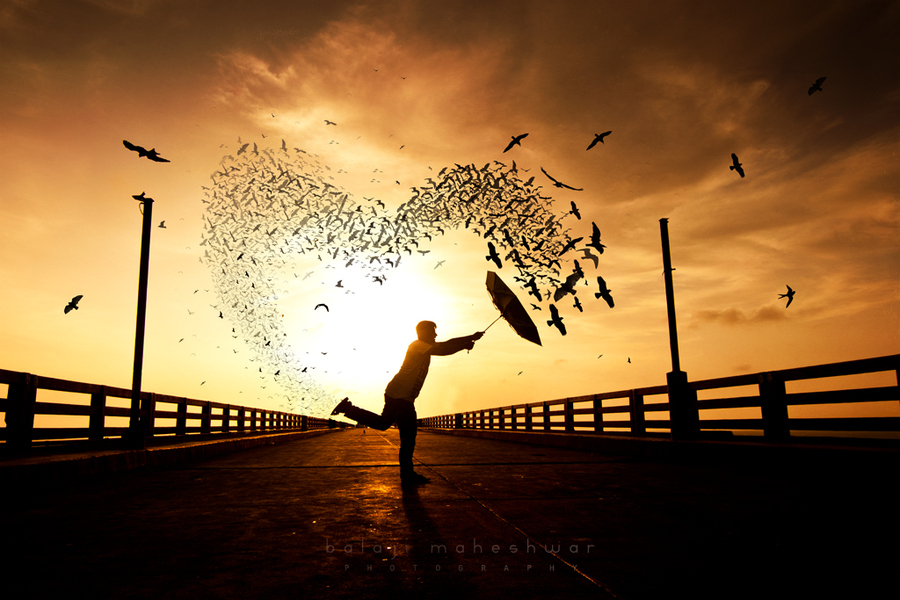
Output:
[2, 428, 896, 599]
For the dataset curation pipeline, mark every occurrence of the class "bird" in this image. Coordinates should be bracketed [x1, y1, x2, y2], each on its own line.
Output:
[553, 271, 582, 301]
[123, 140, 169, 162]
[586, 131, 612, 150]
[595, 277, 614, 308]
[547, 304, 566, 335]
[158, 220, 166, 228]
[587, 222, 606, 254]
[778, 285, 796, 308]
[64, 295, 83, 314]
[486, 242, 502, 269]
[503, 133, 529, 153]
[730, 153, 745, 178]
[315, 303, 329, 312]
[579, 248, 599, 269]
[558, 236, 583, 256]
[541, 167, 583, 191]
[568, 201, 581, 220]
[324, 120, 337, 126]
[808, 77, 826, 95]
[132, 191, 152, 202]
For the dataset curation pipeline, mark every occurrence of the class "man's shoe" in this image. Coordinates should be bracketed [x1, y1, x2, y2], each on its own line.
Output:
[331, 397, 351, 416]
[401, 472, 430, 485]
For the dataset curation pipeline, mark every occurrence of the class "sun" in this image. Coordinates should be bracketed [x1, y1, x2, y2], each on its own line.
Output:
[280, 260, 460, 401]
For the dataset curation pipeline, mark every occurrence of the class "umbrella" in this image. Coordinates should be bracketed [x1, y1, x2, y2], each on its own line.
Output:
[482, 271, 542, 346]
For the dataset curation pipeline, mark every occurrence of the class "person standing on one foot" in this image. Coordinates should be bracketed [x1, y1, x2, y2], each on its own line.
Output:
[331, 320, 484, 485]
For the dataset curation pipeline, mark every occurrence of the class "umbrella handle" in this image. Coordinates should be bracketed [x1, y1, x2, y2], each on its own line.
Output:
[482, 314, 504, 334]
[468, 315, 503, 353]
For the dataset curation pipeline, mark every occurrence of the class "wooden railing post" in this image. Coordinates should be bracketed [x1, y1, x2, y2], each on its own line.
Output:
[543, 401, 551, 431]
[593, 395, 603, 433]
[498, 407, 505, 430]
[525, 404, 533, 431]
[89, 386, 106, 441]
[176, 398, 187, 435]
[201, 401, 211, 434]
[145, 393, 157, 439]
[222, 405, 230, 433]
[630, 389, 646, 434]
[565, 398, 574, 432]
[6, 372, 37, 451]
[759, 372, 790, 440]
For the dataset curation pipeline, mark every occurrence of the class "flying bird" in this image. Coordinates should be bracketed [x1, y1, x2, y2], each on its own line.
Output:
[64, 295, 83, 314]
[324, 120, 337, 126]
[558, 236, 583, 256]
[586, 131, 612, 150]
[553, 270, 582, 301]
[579, 248, 599, 269]
[595, 277, 615, 308]
[730, 153, 745, 178]
[122, 140, 170, 163]
[778, 285, 796, 308]
[587, 222, 606, 254]
[315, 303, 329, 312]
[158, 221, 166, 228]
[547, 304, 566, 336]
[541, 167, 583, 191]
[808, 77, 826, 95]
[486, 242, 502, 269]
[568, 201, 581, 220]
[503, 133, 529, 153]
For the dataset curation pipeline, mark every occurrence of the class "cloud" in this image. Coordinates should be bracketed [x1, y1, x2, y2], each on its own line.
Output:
[693, 306, 787, 325]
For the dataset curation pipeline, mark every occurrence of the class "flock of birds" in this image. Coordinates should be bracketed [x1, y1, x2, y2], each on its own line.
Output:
[194, 131, 629, 410]
[60, 75, 828, 412]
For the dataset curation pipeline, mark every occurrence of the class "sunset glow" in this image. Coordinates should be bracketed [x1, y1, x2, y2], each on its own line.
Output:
[1, 0, 897, 421]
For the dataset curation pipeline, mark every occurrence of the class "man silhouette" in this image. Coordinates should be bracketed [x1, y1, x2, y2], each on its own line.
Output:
[331, 321, 484, 485]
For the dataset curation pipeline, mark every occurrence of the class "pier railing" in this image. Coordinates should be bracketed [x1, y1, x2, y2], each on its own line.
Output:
[420, 354, 900, 444]
[0, 369, 332, 450]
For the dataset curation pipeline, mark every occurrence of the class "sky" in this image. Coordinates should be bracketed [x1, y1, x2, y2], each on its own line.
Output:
[1, 0, 898, 423]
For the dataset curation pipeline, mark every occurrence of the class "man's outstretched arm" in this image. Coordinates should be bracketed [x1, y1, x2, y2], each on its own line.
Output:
[427, 332, 484, 356]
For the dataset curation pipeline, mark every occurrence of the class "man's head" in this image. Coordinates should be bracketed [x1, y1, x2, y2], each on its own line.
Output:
[416, 320, 438, 343]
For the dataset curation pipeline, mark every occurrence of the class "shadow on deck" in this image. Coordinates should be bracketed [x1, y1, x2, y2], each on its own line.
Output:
[2, 428, 896, 599]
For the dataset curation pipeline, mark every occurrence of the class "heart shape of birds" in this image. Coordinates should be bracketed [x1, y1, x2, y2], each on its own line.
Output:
[201, 138, 612, 413]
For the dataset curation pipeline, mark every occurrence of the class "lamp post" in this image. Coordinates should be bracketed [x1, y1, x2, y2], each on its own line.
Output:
[126, 194, 153, 449]
[659, 218, 699, 440]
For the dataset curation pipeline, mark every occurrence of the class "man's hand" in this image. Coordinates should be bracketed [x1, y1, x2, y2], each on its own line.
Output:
[464, 331, 484, 351]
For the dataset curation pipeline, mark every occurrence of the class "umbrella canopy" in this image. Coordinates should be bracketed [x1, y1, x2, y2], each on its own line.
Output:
[484, 271, 542, 346]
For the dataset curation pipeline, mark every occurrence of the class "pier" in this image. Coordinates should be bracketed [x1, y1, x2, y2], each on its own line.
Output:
[2, 355, 898, 598]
